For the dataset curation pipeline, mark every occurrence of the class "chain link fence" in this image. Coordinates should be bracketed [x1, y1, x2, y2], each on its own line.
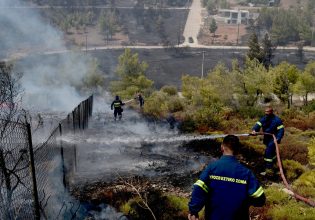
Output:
[0, 121, 35, 219]
[0, 95, 93, 219]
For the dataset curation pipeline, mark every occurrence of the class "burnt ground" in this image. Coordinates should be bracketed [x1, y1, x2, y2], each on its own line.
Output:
[60, 96, 273, 219]
[91, 47, 315, 89]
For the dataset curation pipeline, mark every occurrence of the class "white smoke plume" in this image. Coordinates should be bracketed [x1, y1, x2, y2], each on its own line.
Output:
[0, 0, 96, 112]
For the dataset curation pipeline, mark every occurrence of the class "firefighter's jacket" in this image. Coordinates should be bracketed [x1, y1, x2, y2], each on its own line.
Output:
[111, 100, 124, 110]
[252, 114, 284, 144]
[188, 156, 265, 220]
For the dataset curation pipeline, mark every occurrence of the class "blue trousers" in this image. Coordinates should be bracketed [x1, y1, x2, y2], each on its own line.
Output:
[264, 141, 276, 169]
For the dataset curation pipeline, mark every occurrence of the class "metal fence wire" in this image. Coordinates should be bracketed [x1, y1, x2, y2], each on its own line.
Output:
[0, 122, 35, 220]
[0, 95, 93, 220]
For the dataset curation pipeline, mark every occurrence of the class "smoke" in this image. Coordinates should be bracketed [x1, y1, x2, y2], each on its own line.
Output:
[0, 0, 96, 112]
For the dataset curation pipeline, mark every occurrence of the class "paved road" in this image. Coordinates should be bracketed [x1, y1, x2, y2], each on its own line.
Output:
[183, 0, 203, 46]
[0, 5, 188, 10]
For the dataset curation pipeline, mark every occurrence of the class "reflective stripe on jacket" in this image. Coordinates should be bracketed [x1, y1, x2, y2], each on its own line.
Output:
[252, 114, 284, 144]
[188, 156, 264, 220]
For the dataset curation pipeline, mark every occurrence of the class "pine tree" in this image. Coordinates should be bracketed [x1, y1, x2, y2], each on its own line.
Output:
[261, 33, 274, 68]
[247, 32, 264, 63]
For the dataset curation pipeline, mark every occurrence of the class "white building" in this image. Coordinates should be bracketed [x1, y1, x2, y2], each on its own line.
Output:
[217, 9, 250, 25]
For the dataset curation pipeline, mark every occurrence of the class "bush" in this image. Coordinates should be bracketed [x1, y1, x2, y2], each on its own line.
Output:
[293, 170, 315, 199]
[280, 135, 308, 165]
[302, 100, 315, 114]
[161, 85, 178, 96]
[308, 138, 315, 166]
[143, 91, 168, 118]
[282, 159, 305, 182]
[167, 96, 184, 112]
[178, 118, 196, 133]
[237, 106, 264, 119]
[265, 184, 315, 219]
[193, 107, 222, 130]
[265, 185, 290, 205]
[267, 200, 315, 219]
[120, 191, 190, 220]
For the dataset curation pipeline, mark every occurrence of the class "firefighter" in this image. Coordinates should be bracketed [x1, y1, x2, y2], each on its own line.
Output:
[111, 95, 125, 121]
[136, 93, 144, 108]
[251, 107, 284, 176]
[188, 135, 265, 220]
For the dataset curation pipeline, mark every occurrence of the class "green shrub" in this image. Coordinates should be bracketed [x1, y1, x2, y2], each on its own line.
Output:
[282, 159, 305, 181]
[265, 184, 315, 219]
[120, 197, 141, 218]
[265, 185, 291, 205]
[280, 136, 308, 165]
[281, 108, 304, 120]
[241, 139, 265, 155]
[302, 100, 315, 114]
[286, 127, 303, 135]
[161, 85, 178, 96]
[267, 200, 315, 219]
[308, 138, 315, 166]
[293, 171, 315, 198]
[178, 118, 196, 133]
[237, 106, 264, 119]
[167, 96, 184, 112]
[165, 195, 189, 212]
[302, 130, 315, 138]
[143, 91, 168, 118]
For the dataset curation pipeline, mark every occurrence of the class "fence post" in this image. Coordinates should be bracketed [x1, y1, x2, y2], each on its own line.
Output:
[72, 110, 75, 132]
[26, 123, 40, 220]
[59, 123, 67, 190]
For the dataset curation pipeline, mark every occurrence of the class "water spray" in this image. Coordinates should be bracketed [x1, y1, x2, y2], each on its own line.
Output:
[123, 99, 135, 104]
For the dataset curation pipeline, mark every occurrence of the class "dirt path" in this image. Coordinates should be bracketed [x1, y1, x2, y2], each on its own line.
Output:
[183, 0, 203, 46]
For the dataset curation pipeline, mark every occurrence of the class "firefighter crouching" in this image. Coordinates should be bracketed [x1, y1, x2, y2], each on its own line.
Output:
[188, 135, 265, 220]
[251, 107, 284, 176]
[111, 95, 125, 121]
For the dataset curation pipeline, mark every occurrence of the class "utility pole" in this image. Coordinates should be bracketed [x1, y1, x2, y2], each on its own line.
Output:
[201, 51, 205, 78]
[85, 34, 87, 54]
[236, 23, 240, 46]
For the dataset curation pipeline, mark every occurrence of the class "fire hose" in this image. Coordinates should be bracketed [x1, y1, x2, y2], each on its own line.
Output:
[248, 132, 315, 207]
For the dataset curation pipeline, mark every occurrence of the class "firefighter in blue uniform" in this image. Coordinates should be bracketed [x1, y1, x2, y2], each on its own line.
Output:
[251, 107, 284, 176]
[111, 95, 125, 121]
[188, 135, 265, 220]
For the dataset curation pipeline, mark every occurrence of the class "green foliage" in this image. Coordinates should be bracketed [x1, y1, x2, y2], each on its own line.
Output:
[143, 91, 168, 118]
[120, 197, 141, 218]
[293, 171, 315, 198]
[165, 195, 189, 212]
[99, 9, 119, 40]
[270, 62, 300, 108]
[267, 200, 315, 219]
[257, 7, 313, 45]
[302, 100, 315, 114]
[294, 61, 315, 105]
[265, 184, 315, 219]
[110, 49, 153, 99]
[143, 88, 184, 117]
[193, 104, 223, 130]
[247, 33, 264, 63]
[282, 159, 305, 181]
[167, 96, 184, 113]
[281, 135, 308, 165]
[241, 139, 265, 155]
[237, 106, 264, 119]
[209, 18, 217, 36]
[265, 185, 291, 205]
[236, 58, 272, 107]
[307, 138, 315, 166]
[82, 58, 105, 90]
[120, 191, 190, 220]
[161, 85, 178, 96]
